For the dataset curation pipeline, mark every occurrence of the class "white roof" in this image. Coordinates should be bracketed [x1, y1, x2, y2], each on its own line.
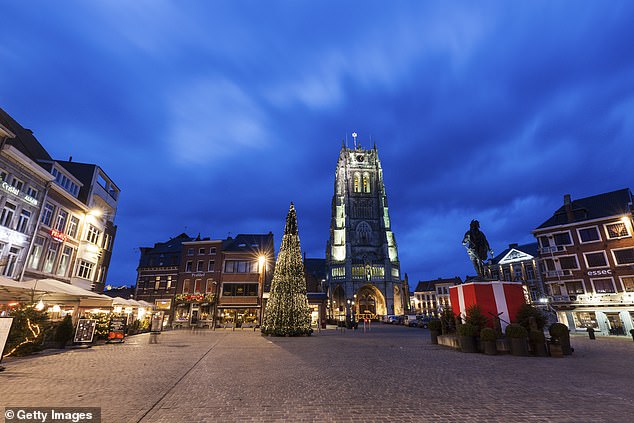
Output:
[0, 277, 112, 307]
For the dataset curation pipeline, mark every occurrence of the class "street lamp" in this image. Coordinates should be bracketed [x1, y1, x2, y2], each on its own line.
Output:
[258, 255, 266, 327]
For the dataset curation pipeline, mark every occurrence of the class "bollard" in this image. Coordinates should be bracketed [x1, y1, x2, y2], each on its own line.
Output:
[630, 329, 634, 342]
[587, 327, 595, 340]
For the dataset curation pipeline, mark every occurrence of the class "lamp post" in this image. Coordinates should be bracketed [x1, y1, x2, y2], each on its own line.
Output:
[258, 255, 266, 328]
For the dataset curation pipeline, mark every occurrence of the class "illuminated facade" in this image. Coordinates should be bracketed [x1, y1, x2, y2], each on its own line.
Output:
[533, 189, 634, 336]
[412, 277, 461, 317]
[325, 142, 406, 320]
[484, 242, 543, 303]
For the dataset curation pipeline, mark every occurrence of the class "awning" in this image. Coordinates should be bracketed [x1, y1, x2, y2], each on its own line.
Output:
[0, 277, 112, 308]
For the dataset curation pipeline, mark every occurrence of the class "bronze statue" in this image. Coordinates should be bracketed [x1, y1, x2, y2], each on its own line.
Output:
[462, 220, 493, 278]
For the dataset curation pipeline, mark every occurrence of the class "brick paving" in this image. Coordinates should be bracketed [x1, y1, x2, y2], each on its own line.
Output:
[1, 325, 633, 422]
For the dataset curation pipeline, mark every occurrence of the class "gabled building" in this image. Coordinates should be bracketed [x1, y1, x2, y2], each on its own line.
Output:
[412, 277, 462, 317]
[533, 189, 634, 336]
[484, 242, 543, 303]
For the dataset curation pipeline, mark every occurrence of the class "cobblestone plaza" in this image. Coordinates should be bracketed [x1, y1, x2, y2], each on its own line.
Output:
[1, 326, 632, 422]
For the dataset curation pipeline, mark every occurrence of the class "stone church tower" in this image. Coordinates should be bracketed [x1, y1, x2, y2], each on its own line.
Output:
[326, 140, 406, 321]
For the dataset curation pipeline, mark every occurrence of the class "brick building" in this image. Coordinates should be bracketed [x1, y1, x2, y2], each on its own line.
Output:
[484, 242, 544, 303]
[533, 189, 634, 336]
[412, 277, 462, 317]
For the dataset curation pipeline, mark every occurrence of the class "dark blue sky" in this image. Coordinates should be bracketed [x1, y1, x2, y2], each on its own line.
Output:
[2, 2, 634, 286]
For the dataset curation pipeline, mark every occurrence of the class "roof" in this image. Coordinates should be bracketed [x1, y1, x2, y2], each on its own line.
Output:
[0, 107, 52, 163]
[414, 277, 462, 293]
[222, 233, 274, 253]
[537, 189, 633, 229]
[138, 233, 193, 267]
[490, 242, 539, 264]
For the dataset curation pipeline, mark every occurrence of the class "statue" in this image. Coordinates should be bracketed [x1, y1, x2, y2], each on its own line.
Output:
[462, 220, 493, 278]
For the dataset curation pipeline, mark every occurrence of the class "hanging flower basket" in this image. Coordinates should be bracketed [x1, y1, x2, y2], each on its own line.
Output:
[174, 294, 215, 304]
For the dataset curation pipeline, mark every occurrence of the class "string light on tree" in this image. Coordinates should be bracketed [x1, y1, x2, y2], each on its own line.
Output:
[261, 202, 312, 336]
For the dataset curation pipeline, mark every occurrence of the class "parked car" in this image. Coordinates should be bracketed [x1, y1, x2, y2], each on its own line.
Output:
[384, 315, 398, 324]
[417, 317, 432, 329]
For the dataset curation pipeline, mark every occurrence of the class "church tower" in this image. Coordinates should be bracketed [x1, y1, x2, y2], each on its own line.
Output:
[326, 138, 405, 321]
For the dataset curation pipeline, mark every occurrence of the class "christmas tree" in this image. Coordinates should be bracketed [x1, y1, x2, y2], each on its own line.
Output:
[261, 202, 312, 336]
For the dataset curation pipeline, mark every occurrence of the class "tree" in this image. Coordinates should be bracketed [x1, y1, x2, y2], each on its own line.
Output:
[4, 304, 49, 357]
[261, 203, 312, 336]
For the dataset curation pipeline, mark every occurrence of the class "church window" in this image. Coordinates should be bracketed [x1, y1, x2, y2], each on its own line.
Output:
[356, 221, 372, 243]
[353, 174, 361, 193]
[363, 173, 370, 193]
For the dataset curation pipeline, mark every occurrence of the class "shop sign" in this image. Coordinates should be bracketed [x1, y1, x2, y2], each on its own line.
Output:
[1, 181, 19, 196]
[50, 229, 67, 242]
[587, 269, 612, 276]
[107, 316, 127, 343]
[73, 319, 96, 344]
[0, 317, 14, 364]
[191, 272, 205, 277]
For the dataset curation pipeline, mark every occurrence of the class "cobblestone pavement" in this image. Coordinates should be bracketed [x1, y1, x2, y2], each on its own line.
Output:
[1, 325, 633, 422]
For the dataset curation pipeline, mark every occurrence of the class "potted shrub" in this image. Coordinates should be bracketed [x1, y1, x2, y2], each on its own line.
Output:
[505, 324, 528, 356]
[465, 305, 488, 334]
[549, 323, 572, 355]
[457, 323, 478, 353]
[480, 327, 497, 355]
[428, 319, 442, 345]
[54, 315, 74, 349]
[529, 330, 548, 357]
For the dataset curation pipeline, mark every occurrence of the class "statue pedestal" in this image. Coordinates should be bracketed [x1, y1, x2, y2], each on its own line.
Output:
[449, 280, 526, 331]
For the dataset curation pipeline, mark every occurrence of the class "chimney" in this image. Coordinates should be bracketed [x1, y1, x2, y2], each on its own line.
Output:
[509, 243, 518, 248]
[68, 156, 72, 162]
[564, 194, 575, 222]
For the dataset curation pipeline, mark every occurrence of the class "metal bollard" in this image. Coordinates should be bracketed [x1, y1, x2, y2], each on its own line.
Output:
[587, 327, 595, 340]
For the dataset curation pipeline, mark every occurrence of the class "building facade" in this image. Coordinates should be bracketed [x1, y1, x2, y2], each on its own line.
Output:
[325, 143, 406, 321]
[533, 189, 634, 336]
[135, 233, 194, 322]
[412, 277, 461, 317]
[484, 243, 544, 303]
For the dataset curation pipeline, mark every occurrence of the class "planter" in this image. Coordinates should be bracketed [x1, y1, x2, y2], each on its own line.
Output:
[509, 337, 528, 356]
[532, 341, 548, 357]
[549, 341, 563, 358]
[459, 335, 478, 353]
[560, 337, 573, 355]
[482, 340, 497, 355]
[430, 330, 439, 345]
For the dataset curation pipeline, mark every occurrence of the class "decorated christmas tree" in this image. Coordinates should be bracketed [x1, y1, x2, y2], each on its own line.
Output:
[261, 202, 312, 336]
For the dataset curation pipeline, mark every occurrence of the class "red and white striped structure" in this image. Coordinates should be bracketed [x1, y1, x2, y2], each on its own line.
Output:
[449, 281, 526, 331]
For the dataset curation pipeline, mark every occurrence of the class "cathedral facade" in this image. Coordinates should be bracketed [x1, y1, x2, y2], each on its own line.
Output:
[326, 142, 407, 321]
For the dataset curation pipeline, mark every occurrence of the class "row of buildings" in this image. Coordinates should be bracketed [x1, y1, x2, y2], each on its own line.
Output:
[134, 232, 328, 328]
[411, 188, 634, 337]
[0, 108, 119, 300]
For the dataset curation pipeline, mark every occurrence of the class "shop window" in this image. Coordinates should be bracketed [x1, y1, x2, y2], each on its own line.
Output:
[613, 248, 634, 265]
[605, 222, 629, 239]
[620, 276, 634, 292]
[584, 252, 608, 268]
[573, 312, 598, 329]
[591, 278, 616, 294]
[578, 226, 600, 243]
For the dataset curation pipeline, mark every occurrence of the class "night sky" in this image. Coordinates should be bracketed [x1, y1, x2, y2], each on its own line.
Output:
[2, 2, 634, 287]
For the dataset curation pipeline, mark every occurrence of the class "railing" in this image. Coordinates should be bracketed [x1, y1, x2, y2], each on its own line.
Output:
[550, 295, 571, 303]
[539, 245, 567, 254]
[544, 269, 573, 278]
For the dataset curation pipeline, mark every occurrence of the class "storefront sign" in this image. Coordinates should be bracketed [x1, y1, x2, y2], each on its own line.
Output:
[107, 316, 127, 343]
[587, 269, 612, 276]
[50, 229, 68, 243]
[0, 182, 38, 206]
[24, 195, 38, 206]
[73, 319, 96, 344]
[191, 272, 206, 277]
[0, 317, 14, 363]
[1, 181, 19, 196]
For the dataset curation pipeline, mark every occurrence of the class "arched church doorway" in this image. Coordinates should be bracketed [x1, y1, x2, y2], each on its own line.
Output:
[355, 285, 387, 320]
[331, 285, 346, 322]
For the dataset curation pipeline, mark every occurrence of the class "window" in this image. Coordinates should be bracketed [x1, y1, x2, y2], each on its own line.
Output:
[210, 247, 216, 255]
[54, 210, 68, 232]
[222, 283, 258, 296]
[538, 236, 550, 249]
[194, 279, 202, 293]
[102, 233, 112, 250]
[0, 170, 6, 181]
[553, 232, 572, 246]
[605, 222, 629, 239]
[620, 276, 634, 292]
[206, 279, 214, 293]
[558, 256, 578, 270]
[86, 224, 101, 244]
[3, 247, 20, 277]
[584, 252, 608, 268]
[0, 202, 16, 227]
[56, 246, 73, 277]
[223, 260, 257, 273]
[185, 261, 193, 272]
[578, 227, 600, 243]
[43, 243, 59, 273]
[183, 279, 191, 293]
[199, 248, 205, 255]
[41, 203, 55, 226]
[197, 261, 204, 272]
[26, 186, 38, 199]
[353, 174, 360, 193]
[10, 177, 23, 191]
[187, 248, 194, 256]
[363, 173, 370, 193]
[16, 209, 31, 233]
[592, 278, 616, 294]
[77, 260, 95, 280]
[613, 248, 634, 265]
[513, 266, 523, 281]
[525, 264, 535, 280]
[155, 277, 161, 290]
[565, 281, 585, 295]
[167, 276, 172, 289]
[67, 216, 79, 238]
[28, 236, 45, 269]
[208, 260, 215, 271]
[331, 267, 345, 278]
